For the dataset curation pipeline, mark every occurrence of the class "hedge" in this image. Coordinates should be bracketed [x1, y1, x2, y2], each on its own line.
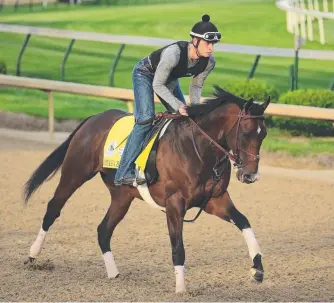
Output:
[223, 79, 279, 102]
[222, 81, 333, 136]
[0, 61, 7, 75]
[272, 89, 334, 136]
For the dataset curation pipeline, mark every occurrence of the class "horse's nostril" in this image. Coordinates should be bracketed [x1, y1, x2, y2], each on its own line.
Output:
[243, 174, 253, 183]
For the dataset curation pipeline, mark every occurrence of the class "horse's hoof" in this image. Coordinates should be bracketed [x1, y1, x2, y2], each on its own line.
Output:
[175, 287, 186, 294]
[250, 267, 264, 283]
[175, 282, 186, 293]
[24, 257, 36, 265]
[108, 273, 120, 279]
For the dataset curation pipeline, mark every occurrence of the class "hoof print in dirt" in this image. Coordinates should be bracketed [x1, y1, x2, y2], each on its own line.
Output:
[24, 259, 55, 271]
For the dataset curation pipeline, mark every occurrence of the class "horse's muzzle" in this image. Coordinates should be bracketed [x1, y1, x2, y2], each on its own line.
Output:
[236, 170, 260, 184]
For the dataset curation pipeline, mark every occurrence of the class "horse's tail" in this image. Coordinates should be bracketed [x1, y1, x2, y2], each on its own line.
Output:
[23, 116, 91, 204]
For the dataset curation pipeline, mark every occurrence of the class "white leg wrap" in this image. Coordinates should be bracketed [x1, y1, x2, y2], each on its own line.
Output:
[103, 251, 119, 278]
[242, 228, 262, 260]
[29, 227, 47, 258]
[175, 265, 186, 293]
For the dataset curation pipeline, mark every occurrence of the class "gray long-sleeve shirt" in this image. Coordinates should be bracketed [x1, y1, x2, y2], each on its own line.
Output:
[152, 43, 216, 111]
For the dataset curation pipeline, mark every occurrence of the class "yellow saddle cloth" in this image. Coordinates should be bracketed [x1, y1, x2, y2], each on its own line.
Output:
[103, 116, 159, 172]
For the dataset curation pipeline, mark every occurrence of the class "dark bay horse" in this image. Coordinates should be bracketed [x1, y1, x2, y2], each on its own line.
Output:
[24, 87, 270, 293]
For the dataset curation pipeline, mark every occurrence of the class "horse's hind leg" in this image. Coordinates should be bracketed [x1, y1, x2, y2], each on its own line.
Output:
[97, 185, 134, 278]
[205, 191, 264, 282]
[28, 164, 96, 262]
[165, 191, 186, 293]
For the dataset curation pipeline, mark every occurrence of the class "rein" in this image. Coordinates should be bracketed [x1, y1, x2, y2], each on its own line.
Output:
[154, 109, 264, 169]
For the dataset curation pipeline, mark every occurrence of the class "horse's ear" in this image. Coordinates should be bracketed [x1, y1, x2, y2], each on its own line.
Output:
[244, 98, 254, 112]
[261, 96, 271, 112]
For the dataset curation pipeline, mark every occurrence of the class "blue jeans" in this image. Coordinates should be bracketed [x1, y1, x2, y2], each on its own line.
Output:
[115, 59, 185, 181]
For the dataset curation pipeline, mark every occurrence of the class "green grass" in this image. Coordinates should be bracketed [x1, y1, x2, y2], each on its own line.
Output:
[1, 0, 333, 48]
[263, 129, 334, 156]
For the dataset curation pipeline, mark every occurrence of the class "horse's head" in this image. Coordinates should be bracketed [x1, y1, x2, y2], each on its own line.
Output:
[225, 96, 271, 184]
[186, 87, 271, 184]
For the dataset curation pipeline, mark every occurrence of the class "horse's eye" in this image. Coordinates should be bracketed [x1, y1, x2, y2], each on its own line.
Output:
[240, 131, 250, 137]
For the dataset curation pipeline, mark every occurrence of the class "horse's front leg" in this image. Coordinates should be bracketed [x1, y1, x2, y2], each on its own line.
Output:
[165, 191, 186, 293]
[205, 191, 264, 282]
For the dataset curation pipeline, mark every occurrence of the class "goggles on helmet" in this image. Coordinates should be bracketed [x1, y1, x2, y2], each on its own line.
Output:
[190, 31, 222, 42]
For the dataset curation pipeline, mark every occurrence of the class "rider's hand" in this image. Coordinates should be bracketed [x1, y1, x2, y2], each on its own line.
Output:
[178, 104, 188, 116]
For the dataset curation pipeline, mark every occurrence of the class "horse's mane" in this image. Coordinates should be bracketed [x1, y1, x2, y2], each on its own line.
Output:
[186, 85, 264, 117]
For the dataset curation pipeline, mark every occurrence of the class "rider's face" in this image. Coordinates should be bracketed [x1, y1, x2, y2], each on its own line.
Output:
[197, 39, 214, 57]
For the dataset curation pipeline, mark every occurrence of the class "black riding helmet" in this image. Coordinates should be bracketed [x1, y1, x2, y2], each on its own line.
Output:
[190, 14, 221, 46]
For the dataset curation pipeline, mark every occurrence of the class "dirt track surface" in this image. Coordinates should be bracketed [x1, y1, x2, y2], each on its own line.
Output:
[0, 133, 333, 302]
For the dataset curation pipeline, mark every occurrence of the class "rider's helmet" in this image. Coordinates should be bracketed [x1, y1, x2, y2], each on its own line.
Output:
[190, 14, 221, 45]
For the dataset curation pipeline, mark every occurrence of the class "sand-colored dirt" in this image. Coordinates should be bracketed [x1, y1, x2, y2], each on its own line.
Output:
[0, 133, 333, 301]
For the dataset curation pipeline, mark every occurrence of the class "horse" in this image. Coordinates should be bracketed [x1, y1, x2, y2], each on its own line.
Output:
[24, 86, 270, 293]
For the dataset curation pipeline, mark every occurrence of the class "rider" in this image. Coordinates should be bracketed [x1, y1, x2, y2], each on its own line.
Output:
[114, 14, 221, 186]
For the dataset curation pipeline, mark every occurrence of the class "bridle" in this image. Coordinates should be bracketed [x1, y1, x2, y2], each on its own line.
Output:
[189, 107, 264, 169]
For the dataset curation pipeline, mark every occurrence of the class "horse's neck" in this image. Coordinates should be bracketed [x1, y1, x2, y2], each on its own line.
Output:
[195, 103, 238, 146]
[167, 104, 238, 161]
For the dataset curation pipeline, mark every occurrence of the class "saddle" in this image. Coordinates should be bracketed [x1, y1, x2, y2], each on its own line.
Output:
[102, 113, 179, 185]
[141, 116, 169, 184]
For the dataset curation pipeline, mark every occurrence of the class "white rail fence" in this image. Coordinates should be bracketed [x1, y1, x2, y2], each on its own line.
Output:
[1, 75, 334, 138]
[276, 0, 334, 45]
[1, 23, 334, 59]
